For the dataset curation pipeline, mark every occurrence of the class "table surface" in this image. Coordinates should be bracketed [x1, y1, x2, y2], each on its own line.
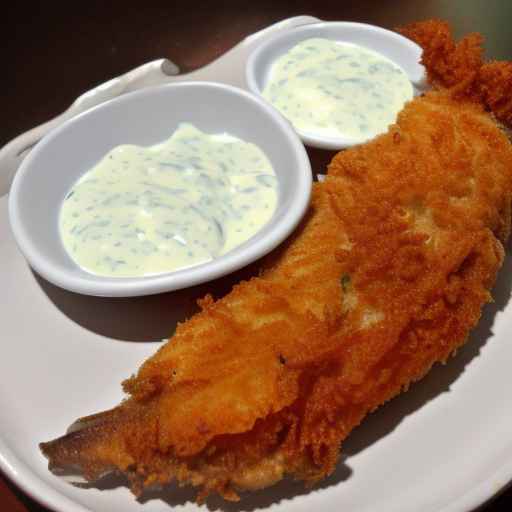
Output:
[2, 1, 511, 511]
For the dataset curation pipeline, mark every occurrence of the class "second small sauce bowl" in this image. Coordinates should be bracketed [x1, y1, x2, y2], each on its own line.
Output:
[246, 21, 426, 150]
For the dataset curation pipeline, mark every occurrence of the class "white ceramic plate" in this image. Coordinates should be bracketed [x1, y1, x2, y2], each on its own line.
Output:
[2, 16, 512, 512]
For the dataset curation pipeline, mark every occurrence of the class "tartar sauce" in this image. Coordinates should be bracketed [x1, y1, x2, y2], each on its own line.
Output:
[59, 123, 278, 277]
[262, 38, 413, 141]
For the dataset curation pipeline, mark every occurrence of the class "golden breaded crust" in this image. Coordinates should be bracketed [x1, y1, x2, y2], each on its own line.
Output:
[399, 19, 512, 127]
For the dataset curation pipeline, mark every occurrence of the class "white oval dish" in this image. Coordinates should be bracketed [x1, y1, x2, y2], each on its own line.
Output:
[246, 21, 426, 150]
[8, 81, 312, 297]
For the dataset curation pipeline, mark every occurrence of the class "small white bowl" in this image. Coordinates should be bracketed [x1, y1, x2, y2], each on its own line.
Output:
[8, 82, 311, 297]
[246, 21, 426, 150]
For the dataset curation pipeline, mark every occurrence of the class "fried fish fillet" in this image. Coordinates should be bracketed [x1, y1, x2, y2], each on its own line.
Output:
[40, 21, 512, 501]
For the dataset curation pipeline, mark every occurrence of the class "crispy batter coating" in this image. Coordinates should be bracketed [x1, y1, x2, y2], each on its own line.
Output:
[398, 19, 484, 91]
[40, 21, 512, 501]
[399, 19, 512, 126]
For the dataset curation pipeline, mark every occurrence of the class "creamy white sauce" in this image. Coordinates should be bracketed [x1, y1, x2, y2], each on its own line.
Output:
[262, 38, 413, 141]
[59, 123, 278, 277]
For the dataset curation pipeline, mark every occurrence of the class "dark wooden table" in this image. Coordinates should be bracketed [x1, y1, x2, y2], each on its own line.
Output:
[2, 1, 511, 510]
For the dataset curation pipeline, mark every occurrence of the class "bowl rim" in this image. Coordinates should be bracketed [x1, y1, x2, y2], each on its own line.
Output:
[245, 20, 423, 150]
[8, 81, 312, 297]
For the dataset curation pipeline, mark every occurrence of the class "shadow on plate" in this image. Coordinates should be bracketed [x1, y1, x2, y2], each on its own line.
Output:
[75, 461, 352, 511]
[32, 260, 262, 342]
[146, 462, 352, 512]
